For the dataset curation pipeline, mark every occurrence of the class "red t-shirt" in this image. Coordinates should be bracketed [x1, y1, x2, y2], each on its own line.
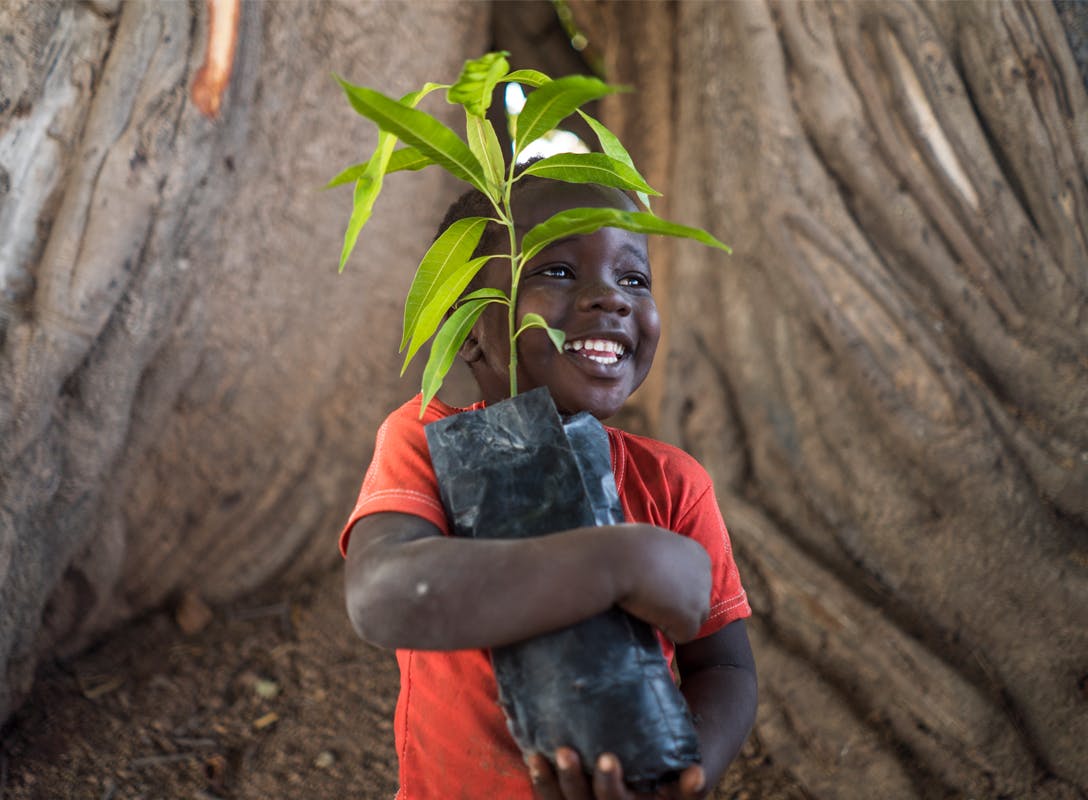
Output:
[340, 395, 751, 800]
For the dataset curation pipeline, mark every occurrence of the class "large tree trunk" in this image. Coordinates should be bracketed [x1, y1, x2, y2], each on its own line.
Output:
[565, 0, 1087, 796]
[0, 0, 487, 723]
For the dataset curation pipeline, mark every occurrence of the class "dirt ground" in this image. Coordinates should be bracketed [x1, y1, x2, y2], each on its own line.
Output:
[1, 567, 805, 799]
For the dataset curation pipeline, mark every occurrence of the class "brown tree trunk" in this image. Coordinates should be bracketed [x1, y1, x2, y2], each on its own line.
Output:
[0, 0, 487, 722]
[566, 0, 1087, 796]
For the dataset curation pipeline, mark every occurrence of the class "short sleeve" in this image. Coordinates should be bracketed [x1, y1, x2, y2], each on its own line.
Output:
[338, 397, 452, 556]
[672, 482, 751, 639]
[610, 429, 751, 643]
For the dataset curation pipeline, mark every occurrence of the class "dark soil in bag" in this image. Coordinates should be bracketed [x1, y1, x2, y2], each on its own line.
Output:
[425, 387, 700, 792]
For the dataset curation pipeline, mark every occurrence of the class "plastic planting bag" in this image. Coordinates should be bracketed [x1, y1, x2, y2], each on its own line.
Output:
[425, 387, 700, 792]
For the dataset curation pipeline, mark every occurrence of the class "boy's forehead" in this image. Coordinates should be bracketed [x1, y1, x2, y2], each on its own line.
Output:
[512, 182, 636, 228]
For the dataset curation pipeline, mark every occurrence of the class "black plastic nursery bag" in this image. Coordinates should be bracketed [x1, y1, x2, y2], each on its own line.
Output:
[425, 387, 700, 792]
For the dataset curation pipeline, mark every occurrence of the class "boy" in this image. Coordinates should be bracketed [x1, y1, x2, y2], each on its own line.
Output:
[340, 178, 756, 800]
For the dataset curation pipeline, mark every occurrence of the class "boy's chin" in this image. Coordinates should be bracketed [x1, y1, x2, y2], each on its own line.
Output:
[549, 389, 630, 421]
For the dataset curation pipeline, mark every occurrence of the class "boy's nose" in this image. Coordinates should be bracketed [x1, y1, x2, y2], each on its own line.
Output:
[577, 282, 631, 316]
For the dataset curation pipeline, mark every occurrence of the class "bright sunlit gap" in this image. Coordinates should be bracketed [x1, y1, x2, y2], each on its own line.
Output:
[506, 82, 590, 164]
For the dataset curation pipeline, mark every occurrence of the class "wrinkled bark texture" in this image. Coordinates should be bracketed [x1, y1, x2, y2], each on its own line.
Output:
[0, 0, 486, 722]
[562, 0, 1087, 796]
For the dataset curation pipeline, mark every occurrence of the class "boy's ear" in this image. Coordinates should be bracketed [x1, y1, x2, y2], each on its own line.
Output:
[459, 333, 483, 365]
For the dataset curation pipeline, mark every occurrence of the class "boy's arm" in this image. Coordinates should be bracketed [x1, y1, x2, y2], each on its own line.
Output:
[344, 511, 713, 651]
[675, 619, 757, 793]
[526, 619, 756, 800]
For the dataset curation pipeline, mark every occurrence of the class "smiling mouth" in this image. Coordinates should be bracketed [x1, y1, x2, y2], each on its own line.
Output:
[563, 338, 627, 365]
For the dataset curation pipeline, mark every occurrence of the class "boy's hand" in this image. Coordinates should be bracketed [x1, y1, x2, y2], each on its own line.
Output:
[527, 748, 707, 800]
[613, 527, 712, 643]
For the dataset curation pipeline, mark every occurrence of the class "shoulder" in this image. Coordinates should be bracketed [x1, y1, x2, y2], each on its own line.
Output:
[367, 395, 465, 476]
[378, 395, 462, 438]
[609, 428, 711, 485]
[607, 428, 716, 527]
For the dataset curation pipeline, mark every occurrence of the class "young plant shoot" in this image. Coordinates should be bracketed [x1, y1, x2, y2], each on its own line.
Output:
[331, 51, 730, 412]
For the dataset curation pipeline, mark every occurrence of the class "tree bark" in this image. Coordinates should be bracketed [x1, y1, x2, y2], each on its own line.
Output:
[0, 0, 487, 722]
[566, 0, 1087, 796]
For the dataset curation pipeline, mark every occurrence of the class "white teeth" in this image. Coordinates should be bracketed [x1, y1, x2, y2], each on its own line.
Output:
[563, 338, 626, 357]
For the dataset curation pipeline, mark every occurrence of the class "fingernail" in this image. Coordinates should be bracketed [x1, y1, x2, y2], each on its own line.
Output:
[597, 753, 616, 773]
[689, 767, 706, 792]
[525, 756, 541, 781]
[557, 749, 574, 770]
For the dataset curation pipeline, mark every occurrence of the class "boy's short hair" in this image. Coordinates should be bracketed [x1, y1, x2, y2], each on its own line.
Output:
[434, 157, 546, 259]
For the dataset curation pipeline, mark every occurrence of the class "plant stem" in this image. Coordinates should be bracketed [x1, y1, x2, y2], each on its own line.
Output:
[504, 160, 520, 399]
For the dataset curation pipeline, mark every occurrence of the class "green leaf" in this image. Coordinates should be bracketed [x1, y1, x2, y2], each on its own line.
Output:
[521, 207, 731, 263]
[338, 177, 376, 272]
[325, 147, 434, 189]
[336, 76, 488, 192]
[420, 295, 504, 413]
[466, 115, 506, 195]
[401, 82, 447, 106]
[326, 162, 369, 190]
[513, 75, 623, 157]
[338, 128, 401, 272]
[461, 287, 509, 302]
[515, 312, 566, 352]
[401, 216, 491, 352]
[447, 51, 510, 117]
[518, 152, 660, 196]
[387, 146, 435, 173]
[577, 110, 653, 210]
[501, 69, 551, 88]
[403, 254, 494, 372]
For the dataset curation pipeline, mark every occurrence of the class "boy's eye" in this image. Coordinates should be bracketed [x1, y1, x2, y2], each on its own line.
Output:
[539, 264, 574, 279]
[619, 273, 651, 289]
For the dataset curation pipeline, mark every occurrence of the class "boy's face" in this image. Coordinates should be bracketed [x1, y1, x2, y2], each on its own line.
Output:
[463, 181, 660, 419]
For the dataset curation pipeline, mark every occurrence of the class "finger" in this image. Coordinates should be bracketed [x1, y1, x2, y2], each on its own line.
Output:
[555, 747, 593, 800]
[592, 753, 632, 800]
[527, 753, 563, 800]
[677, 764, 707, 799]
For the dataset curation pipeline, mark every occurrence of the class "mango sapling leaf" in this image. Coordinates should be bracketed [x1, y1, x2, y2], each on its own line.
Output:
[513, 75, 623, 158]
[338, 177, 375, 273]
[401, 216, 491, 352]
[326, 163, 368, 190]
[401, 82, 449, 106]
[515, 312, 566, 352]
[577, 110, 652, 210]
[501, 69, 550, 89]
[521, 207, 732, 264]
[326, 147, 435, 189]
[467, 116, 506, 195]
[447, 51, 510, 118]
[385, 146, 436, 175]
[403, 255, 493, 372]
[338, 126, 400, 272]
[336, 77, 489, 193]
[518, 152, 660, 196]
[421, 293, 506, 409]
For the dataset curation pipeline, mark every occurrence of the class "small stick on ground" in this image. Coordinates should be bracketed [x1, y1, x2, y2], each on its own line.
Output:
[129, 752, 204, 769]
